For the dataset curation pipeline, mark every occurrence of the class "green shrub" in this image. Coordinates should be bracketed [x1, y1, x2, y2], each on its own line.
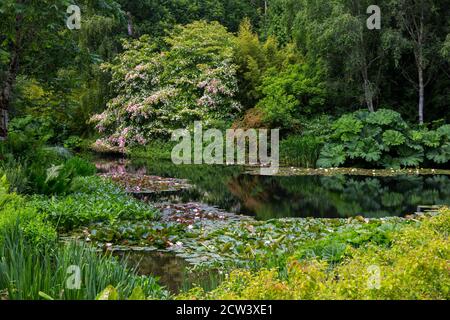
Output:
[178, 209, 450, 300]
[62, 157, 96, 177]
[0, 223, 167, 300]
[0, 187, 57, 249]
[63, 136, 84, 151]
[31, 176, 160, 231]
[1, 149, 95, 195]
[256, 63, 327, 129]
[317, 109, 450, 168]
[4, 116, 52, 155]
[129, 140, 176, 160]
[280, 135, 323, 168]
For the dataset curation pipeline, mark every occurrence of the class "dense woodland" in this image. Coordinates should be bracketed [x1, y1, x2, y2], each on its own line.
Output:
[1, 0, 449, 168]
[0, 0, 449, 301]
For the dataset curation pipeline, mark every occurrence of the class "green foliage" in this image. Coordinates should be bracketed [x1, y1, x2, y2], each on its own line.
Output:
[365, 109, 408, 128]
[89, 220, 186, 249]
[280, 135, 323, 168]
[0, 223, 166, 300]
[294, 221, 400, 264]
[256, 64, 327, 128]
[4, 116, 54, 154]
[318, 109, 450, 168]
[0, 186, 57, 249]
[63, 136, 84, 151]
[63, 157, 97, 177]
[31, 176, 160, 231]
[178, 210, 450, 300]
[129, 140, 177, 160]
[316, 144, 347, 168]
[0, 172, 167, 300]
[233, 19, 302, 109]
[0, 151, 97, 195]
[332, 114, 364, 142]
[91, 21, 241, 148]
[382, 130, 406, 147]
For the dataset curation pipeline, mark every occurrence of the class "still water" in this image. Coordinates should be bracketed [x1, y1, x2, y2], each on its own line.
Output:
[98, 157, 450, 219]
[96, 157, 450, 292]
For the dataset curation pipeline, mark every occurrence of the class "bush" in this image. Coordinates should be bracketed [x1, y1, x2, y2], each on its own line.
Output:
[0, 183, 167, 300]
[0, 186, 57, 249]
[0, 223, 167, 300]
[257, 64, 327, 129]
[178, 209, 450, 300]
[317, 109, 450, 168]
[63, 157, 96, 177]
[1, 148, 95, 195]
[63, 136, 84, 151]
[280, 135, 323, 168]
[129, 140, 176, 160]
[3, 116, 52, 155]
[91, 21, 241, 147]
[31, 176, 160, 231]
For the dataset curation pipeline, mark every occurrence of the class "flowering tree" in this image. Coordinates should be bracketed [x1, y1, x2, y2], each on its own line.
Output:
[91, 21, 241, 150]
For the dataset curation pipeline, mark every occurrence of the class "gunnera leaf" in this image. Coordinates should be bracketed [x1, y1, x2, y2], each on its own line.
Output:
[316, 144, 346, 168]
[382, 130, 406, 146]
[427, 142, 450, 164]
[365, 109, 407, 128]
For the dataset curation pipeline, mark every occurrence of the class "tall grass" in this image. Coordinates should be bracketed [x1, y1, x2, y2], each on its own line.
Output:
[0, 224, 168, 300]
[280, 135, 323, 168]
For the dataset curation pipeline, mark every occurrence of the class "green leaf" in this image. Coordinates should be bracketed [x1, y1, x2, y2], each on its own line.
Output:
[317, 144, 346, 168]
[96, 285, 119, 300]
[45, 164, 64, 183]
[398, 146, 424, 167]
[382, 130, 406, 146]
[332, 114, 363, 142]
[421, 130, 441, 147]
[365, 109, 407, 128]
[360, 139, 382, 162]
[437, 125, 450, 140]
[128, 287, 146, 300]
[427, 142, 450, 164]
[38, 291, 54, 300]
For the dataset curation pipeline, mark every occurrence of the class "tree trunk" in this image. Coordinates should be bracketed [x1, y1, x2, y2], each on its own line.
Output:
[127, 12, 133, 37]
[362, 66, 375, 112]
[0, 46, 20, 140]
[363, 80, 375, 113]
[0, 2, 23, 140]
[418, 66, 424, 125]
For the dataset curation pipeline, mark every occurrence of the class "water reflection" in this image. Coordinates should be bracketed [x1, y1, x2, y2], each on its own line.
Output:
[227, 174, 450, 218]
[113, 250, 221, 293]
[101, 158, 450, 219]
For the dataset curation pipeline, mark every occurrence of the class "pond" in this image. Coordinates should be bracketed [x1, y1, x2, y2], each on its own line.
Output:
[96, 157, 450, 219]
[113, 250, 222, 294]
[92, 156, 450, 293]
